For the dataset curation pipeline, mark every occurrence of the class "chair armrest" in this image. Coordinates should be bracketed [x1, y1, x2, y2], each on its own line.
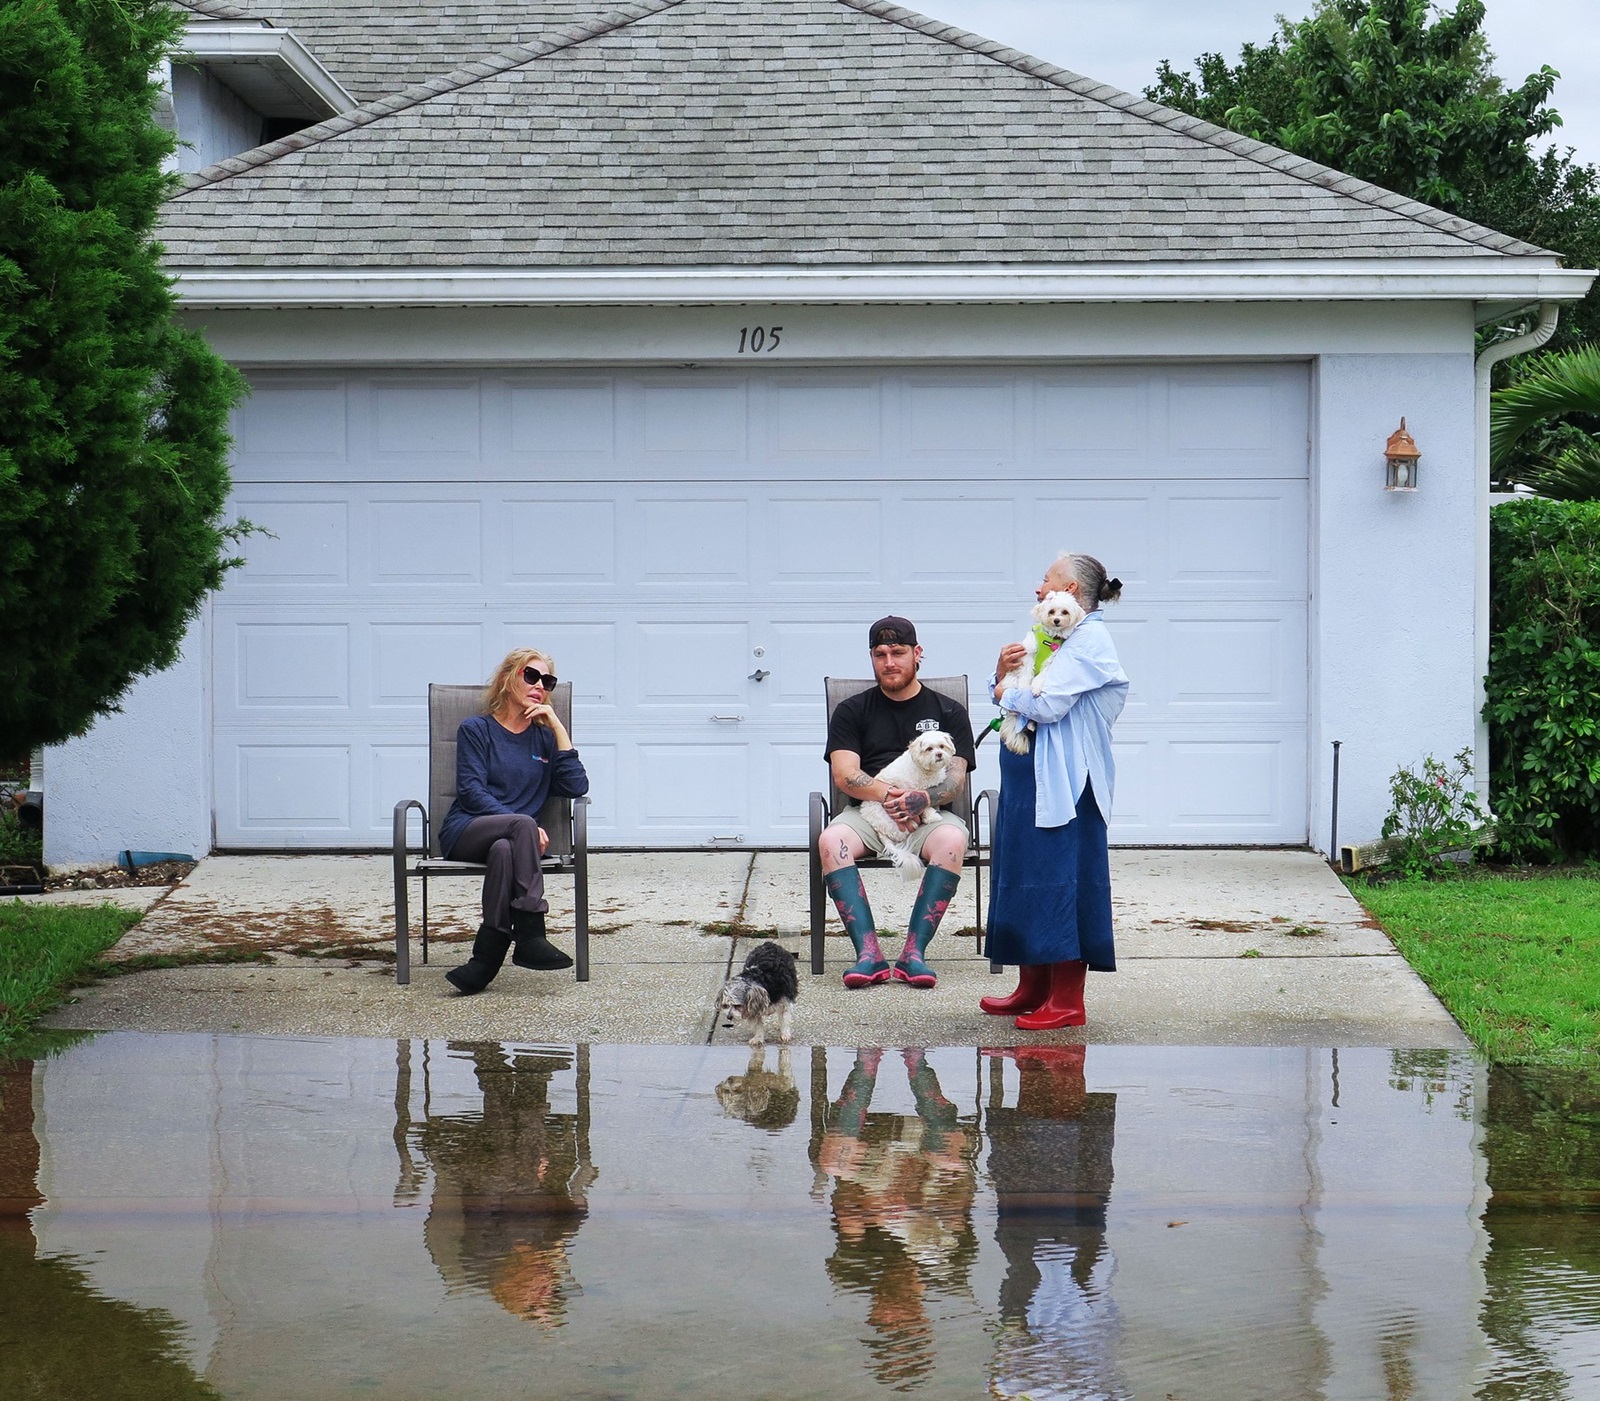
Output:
[393, 798, 426, 858]
[974, 789, 999, 847]
[809, 790, 830, 847]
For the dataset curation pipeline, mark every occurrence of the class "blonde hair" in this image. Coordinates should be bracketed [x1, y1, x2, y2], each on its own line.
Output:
[483, 647, 555, 718]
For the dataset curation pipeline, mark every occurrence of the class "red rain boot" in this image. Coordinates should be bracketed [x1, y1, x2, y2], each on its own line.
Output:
[1013, 960, 1088, 1031]
[978, 963, 1051, 1016]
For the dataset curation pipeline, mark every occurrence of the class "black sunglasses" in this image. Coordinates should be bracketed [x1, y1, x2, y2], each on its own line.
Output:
[521, 667, 559, 689]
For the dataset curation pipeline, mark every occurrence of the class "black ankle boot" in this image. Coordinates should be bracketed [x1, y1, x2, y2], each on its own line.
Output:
[511, 908, 573, 971]
[445, 922, 511, 994]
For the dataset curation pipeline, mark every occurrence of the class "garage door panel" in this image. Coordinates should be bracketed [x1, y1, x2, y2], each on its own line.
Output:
[218, 364, 1310, 847]
[766, 621, 856, 709]
[635, 499, 750, 584]
[230, 744, 352, 831]
[900, 496, 1013, 582]
[369, 624, 484, 708]
[230, 500, 349, 587]
[370, 380, 481, 459]
[904, 379, 1015, 455]
[772, 381, 881, 457]
[232, 623, 350, 709]
[507, 379, 616, 457]
[636, 623, 750, 706]
[769, 498, 883, 584]
[637, 378, 748, 456]
[503, 499, 618, 583]
[636, 743, 748, 826]
[371, 501, 482, 584]
[1035, 378, 1149, 456]
[233, 379, 349, 463]
[1022, 494, 1153, 592]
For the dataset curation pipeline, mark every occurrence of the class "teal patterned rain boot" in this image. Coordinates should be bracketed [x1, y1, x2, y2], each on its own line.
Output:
[894, 866, 960, 988]
[824, 867, 890, 988]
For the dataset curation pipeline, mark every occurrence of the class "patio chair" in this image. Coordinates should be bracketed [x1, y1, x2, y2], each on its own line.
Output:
[807, 675, 998, 975]
[392, 683, 590, 986]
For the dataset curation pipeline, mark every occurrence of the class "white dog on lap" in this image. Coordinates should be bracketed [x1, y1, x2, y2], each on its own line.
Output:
[858, 729, 959, 874]
[998, 590, 1088, 755]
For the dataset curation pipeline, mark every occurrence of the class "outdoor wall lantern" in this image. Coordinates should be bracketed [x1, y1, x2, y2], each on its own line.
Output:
[1384, 418, 1421, 492]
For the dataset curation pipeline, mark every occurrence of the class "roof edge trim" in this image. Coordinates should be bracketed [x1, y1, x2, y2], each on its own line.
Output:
[839, 0, 1552, 260]
[170, 261, 1597, 310]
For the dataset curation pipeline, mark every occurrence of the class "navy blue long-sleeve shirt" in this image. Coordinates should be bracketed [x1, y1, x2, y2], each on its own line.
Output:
[438, 714, 590, 858]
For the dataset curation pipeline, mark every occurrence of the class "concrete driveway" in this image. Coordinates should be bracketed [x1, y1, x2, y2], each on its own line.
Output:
[40, 849, 1467, 1048]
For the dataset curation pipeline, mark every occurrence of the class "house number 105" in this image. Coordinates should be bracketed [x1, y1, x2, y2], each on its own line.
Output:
[737, 325, 783, 353]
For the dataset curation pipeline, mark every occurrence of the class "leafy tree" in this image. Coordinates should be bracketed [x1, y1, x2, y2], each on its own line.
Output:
[1148, 0, 1600, 348]
[1491, 345, 1600, 500]
[0, 0, 244, 750]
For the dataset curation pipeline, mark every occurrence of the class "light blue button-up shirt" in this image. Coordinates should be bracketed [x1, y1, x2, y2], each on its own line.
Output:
[995, 611, 1129, 828]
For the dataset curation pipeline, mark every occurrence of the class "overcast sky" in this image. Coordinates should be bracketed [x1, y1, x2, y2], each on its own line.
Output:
[909, 0, 1600, 167]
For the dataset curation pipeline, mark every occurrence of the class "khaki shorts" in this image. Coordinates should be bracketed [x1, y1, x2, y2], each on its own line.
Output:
[828, 805, 969, 859]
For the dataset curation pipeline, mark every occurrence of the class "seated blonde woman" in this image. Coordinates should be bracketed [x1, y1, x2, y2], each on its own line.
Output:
[436, 648, 590, 994]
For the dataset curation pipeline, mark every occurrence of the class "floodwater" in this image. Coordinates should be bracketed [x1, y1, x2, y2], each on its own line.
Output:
[1, 1036, 1596, 1400]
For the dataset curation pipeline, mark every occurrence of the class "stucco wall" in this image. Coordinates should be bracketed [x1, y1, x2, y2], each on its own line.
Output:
[1309, 353, 1479, 854]
[47, 300, 1484, 861]
[43, 629, 211, 868]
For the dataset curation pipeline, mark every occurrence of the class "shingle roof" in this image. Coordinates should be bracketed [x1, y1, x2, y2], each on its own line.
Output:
[159, 0, 1554, 269]
[175, 1, 612, 103]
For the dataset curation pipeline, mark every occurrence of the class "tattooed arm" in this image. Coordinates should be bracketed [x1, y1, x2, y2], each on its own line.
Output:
[828, 750, 897, 804]
[926, 756, 967, 808]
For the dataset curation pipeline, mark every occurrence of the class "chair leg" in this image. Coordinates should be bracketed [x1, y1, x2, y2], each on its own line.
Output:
[394, 868, 410, 988]
[420, 870, 430, 965]
[808, 792, 827, 975]
[574, 796, 590, 983]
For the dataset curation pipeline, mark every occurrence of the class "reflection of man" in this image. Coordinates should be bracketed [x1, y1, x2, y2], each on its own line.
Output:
[811, 1047, 979, 1389]
[984, 1045, 1125, 1399]
[417, 1044, 595, 1327]
[819, 617, 978, 989]
[0, 1059, 42, 1249]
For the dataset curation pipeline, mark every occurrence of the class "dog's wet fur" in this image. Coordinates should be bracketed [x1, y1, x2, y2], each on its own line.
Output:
[719, 941, 799, 1047]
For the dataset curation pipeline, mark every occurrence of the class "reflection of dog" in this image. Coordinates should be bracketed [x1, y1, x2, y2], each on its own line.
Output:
[715, 1045, 800, 1130]
[998, 591, 1087, 755]
[719, 941, 799, 1047]
[858, 730, 959, 873]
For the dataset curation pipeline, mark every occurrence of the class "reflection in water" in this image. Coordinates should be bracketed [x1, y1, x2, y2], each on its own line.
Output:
[984, 1045, 1126, 1401]
[399, 1042, 596, 1328]
[0, 1055, 221, 1400]
[715, 1044, 801, 1131]
[1477, 1064, 1600, 1400]
[811, 1048, 980, 1390]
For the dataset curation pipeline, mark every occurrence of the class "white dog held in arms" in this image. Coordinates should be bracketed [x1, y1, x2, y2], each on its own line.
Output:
[997, 590, 1087, 755]
[857, 729, 959, 874]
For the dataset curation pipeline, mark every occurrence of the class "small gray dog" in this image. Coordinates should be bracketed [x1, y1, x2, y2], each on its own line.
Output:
[719, 941, 799, 1047]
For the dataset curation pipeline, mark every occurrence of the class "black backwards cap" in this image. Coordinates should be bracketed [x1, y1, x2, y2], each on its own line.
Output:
[868, 616, 917, 647]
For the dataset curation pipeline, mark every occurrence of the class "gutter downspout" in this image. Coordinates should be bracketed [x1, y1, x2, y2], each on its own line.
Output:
[1473, 300, 1559, 808]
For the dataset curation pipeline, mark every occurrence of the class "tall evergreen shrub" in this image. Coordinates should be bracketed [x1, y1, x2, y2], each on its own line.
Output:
[0, 0, 244, 749]
[1486, 498, 1600, 859]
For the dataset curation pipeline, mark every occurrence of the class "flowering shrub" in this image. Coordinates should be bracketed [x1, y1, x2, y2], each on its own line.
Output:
[1379, 748, 1484, 878]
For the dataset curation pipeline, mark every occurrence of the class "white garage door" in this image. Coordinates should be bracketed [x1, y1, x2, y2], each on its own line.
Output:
[216, 363, 1309, 848]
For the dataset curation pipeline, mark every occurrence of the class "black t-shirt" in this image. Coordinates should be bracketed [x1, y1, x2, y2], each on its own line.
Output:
[824, 685, 978, 804]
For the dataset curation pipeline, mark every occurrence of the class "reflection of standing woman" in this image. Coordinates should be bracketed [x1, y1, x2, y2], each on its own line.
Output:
[983, 554, 1128, 1029]
[438, 648, 589, 993]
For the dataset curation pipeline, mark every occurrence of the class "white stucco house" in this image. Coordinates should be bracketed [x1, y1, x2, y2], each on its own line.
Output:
[44, 0, 1596, 862]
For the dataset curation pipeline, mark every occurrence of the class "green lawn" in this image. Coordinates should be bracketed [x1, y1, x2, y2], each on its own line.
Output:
[0, 902, 143, 1049]
[1350, 871, 1600, 1066]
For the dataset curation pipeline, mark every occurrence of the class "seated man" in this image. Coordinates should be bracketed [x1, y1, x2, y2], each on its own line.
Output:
[820, 616, 978, 990]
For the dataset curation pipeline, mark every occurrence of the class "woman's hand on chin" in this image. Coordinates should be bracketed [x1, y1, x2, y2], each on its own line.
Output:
[525, 702, 556, 727]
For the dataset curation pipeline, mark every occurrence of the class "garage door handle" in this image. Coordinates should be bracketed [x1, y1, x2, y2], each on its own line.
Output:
[709, 714, 745, 723]
[748, 669, 770, 682]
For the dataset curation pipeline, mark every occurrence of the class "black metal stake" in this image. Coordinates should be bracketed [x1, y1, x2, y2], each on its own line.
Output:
[1329, 740, 1342, 869]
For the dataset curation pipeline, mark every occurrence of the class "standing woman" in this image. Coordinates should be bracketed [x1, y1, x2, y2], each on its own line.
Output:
[437, 648, 589, 994]
[981, 554, 1128, 1029]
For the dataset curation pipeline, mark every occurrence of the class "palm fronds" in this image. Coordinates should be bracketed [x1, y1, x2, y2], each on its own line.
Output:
[1490, 344, 1600, 467]
[1524, 436, 1600, 502]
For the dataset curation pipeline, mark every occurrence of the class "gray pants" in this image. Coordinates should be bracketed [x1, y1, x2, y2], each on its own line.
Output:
[446, 814, 548, 933]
